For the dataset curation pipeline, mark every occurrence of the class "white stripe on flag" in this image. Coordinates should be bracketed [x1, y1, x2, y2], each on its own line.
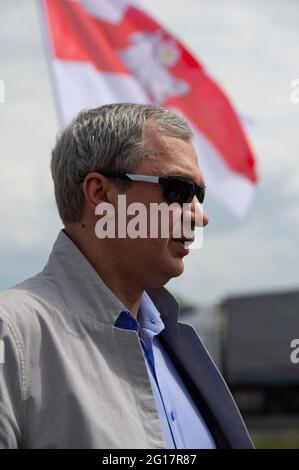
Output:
[53, 60, 149, 125]
[79, 0, 147, 23]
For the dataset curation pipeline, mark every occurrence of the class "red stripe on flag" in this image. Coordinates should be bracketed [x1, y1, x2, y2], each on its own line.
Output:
[164, 46, 257, 183]
[45, 0, 130, 73]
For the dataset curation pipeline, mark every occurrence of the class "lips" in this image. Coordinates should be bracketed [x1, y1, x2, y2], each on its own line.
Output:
[170, 237, 194, 256]
[171, 237, 194, 247]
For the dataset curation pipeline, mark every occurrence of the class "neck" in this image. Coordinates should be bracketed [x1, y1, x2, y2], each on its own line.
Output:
[64, 227, 143, 317]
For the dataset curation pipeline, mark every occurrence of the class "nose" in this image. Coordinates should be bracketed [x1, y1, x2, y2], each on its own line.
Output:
[179, 199, 209, 236]
[202, 209, 209, 227]
[191, 197, 209, 228]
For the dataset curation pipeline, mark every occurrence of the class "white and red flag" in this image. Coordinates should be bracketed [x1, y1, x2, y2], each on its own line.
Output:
[39, 0, 258, 217]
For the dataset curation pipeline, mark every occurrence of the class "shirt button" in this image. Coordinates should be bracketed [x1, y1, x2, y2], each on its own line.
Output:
[170, 411, 176, 421]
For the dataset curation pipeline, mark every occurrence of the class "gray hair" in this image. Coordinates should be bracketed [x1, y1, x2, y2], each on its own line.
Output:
[51, 103, 193, 223]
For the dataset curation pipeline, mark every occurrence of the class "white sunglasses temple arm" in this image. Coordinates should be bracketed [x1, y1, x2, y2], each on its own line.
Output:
[126, 174, 160, 184]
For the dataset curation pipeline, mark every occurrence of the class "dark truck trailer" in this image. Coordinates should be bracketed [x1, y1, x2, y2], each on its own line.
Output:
[221, 289, 299, 414]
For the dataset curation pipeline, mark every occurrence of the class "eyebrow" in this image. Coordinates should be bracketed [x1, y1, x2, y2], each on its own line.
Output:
[164, 171, 206, 187]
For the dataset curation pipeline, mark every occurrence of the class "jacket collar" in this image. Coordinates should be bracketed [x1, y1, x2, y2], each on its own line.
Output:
[42, 230, 180, 325]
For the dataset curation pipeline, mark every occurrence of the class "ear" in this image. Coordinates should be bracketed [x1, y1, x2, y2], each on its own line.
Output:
[82, 172, 116, 214]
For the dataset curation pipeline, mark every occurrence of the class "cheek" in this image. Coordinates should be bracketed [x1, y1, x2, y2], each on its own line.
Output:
[147, 238, 170, 259]
[125, 238, 167, 260]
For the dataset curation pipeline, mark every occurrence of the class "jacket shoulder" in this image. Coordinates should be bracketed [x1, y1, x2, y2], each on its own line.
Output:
[0, 273, 64, 336]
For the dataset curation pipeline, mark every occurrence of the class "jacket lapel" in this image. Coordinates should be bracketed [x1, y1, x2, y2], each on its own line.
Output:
[161, 321, 254, 448]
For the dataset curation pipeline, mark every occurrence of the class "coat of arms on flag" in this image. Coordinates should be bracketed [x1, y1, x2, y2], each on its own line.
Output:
[39, 0, 258, 217]
[120, 31, 190, 104]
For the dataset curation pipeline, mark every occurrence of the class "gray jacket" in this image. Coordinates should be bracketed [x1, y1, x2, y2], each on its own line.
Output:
[0, 230, 253, 449]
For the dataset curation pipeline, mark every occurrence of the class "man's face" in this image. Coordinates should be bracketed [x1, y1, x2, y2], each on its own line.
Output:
[100, 125, 209, 289]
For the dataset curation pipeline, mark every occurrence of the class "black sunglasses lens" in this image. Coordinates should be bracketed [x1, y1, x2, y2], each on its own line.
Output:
[163, 180, 193, 204]
[196, 186, 205, 204]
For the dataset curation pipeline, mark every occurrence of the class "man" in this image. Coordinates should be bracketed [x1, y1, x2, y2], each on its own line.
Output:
[0, 103, 253, 449]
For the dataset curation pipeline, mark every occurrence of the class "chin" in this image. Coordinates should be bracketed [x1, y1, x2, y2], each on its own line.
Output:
[165, 259, 185, 280]
[148, 261, 184, 288]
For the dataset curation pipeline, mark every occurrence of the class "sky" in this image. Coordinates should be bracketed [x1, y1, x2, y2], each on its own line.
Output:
[0, 0, 298, 305]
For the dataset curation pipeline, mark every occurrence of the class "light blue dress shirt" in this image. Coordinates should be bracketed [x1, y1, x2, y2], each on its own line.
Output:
[114, 292, 216, 449]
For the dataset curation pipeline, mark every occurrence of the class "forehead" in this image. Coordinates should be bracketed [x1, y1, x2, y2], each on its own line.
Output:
[138, 126, 205, 185]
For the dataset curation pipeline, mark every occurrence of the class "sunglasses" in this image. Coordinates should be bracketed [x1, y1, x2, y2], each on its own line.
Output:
[78, 171, 206, 205]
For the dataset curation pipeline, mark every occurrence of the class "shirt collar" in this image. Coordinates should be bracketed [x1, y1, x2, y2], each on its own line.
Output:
[114, 292, 165, 336]
[137, 291, 165, 335]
